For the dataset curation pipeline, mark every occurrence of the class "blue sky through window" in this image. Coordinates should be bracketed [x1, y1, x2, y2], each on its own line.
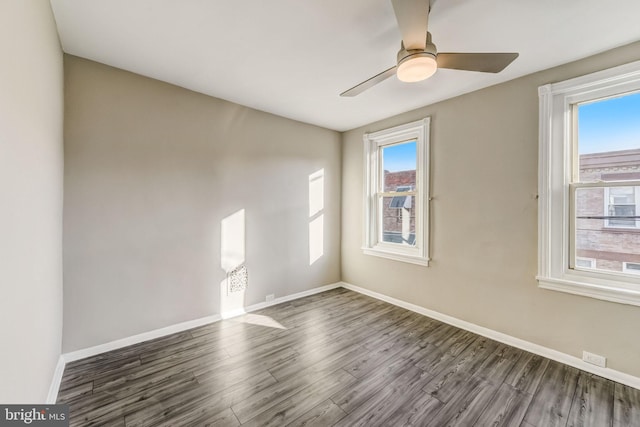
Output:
[578, 91, 640, 154]
[383, 140, 416, 172]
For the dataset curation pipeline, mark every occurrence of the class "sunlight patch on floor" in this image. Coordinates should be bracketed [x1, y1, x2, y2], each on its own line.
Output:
[232, 313, 287, 329]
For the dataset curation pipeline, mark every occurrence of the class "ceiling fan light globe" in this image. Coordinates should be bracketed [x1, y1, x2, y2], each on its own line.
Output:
[397, 54, 437, 82]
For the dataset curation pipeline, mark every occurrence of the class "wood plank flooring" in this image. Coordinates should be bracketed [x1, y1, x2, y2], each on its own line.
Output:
[57, 288, 640, 426]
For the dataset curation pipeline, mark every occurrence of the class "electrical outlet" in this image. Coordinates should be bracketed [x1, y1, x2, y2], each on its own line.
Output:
[265, 294, 275, 302]
[582, 351, 606, 368]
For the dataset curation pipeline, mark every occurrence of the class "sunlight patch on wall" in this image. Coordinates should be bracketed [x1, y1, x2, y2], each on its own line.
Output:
[221, 209, 245, 272]
[309, 215, 324, 265]
[309, 169, 324, 217]
[309, 169, 325, 265]
[220, 209, 246, 317]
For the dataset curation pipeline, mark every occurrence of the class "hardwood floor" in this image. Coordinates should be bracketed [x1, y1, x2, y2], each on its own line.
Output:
[57, 288, 640, 426]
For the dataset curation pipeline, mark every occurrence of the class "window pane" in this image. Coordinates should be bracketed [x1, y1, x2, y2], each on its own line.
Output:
[389, 186, 411, 208]
[575, 92, 640, 276]
[625, 262, 640, 274]
[379, 140, 417, 247]
[609, 186, 634, 203]
[575, 258, 595, 268]
[575, 186, 640, 275]
[381, 195, 415, 246]
[606, 186, 636, 227]
[382, 141, 416, 191]
[577, 92, 640, 182]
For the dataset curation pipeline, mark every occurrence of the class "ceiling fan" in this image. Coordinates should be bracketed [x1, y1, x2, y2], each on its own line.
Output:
[340, 0, 519, 97]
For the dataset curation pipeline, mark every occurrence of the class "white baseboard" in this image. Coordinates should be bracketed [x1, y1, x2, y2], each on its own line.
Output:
[62, 313, 223, 363]
[223, 282, 343, 318]
[48, 282, 342, 401]
[340, 281, 640, 390]
[62, 281, 342, 364]
[52, 279, 637, 399]
[46, 355, 66, 404]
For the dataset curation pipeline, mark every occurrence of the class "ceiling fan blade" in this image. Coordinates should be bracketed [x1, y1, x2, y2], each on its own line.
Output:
[391, 0, 430, 50]
[436, 52, 519, 73]
[340, 66, 397, 97]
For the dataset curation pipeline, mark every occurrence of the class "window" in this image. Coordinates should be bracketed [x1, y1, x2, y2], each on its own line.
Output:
[538, 60, 640, 306]
[575, 258, 596, 269]
[363, 118, 430, 265]
[623, 262, 640, 275]
[605, 186, 639, 228]
[389, 186, 413, 209]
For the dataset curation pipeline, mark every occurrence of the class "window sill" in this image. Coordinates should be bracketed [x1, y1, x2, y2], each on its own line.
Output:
[537, 275, 640, 307]
[362, 246, 429, 266]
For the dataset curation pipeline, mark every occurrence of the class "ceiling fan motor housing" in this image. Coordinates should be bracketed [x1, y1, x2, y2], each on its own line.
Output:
[396, 33, 438, 82]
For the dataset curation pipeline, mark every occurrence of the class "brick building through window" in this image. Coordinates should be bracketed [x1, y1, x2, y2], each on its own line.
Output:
[383, 169, 416, 245]
[575, 148, 640, 274]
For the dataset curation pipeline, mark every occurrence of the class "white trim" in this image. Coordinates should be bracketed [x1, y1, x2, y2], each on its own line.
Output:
[340, 281, 640, 391]
[362, 247, 429, 266]
[362, 118, 430, 266]
[542, 59, 640, 96]
[63, 313, 222, 363]
[221, 282, 343, 318]
[538, 60, 640, 306]
[46, 356, 66, 404]
[63, 282, 342, 363]
[538, 276, 640, 306]
[51, 279, 640, 399]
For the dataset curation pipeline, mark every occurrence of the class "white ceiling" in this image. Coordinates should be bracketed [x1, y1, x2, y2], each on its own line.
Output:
[49, 0, 640, 132]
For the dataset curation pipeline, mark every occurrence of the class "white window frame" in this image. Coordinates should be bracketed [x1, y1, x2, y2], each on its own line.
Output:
[623, 262, 640, 275]
[575, 257, 596, 270]
[538, 60, 640, 306]
[604, 185, 640, 228]
[363, 118, 430, 266]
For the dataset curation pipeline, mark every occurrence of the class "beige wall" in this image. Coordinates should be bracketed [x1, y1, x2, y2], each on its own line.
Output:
[342, 41, 640, 377]
[0, 1, 64, 402]
[63, 56, 341, 352]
